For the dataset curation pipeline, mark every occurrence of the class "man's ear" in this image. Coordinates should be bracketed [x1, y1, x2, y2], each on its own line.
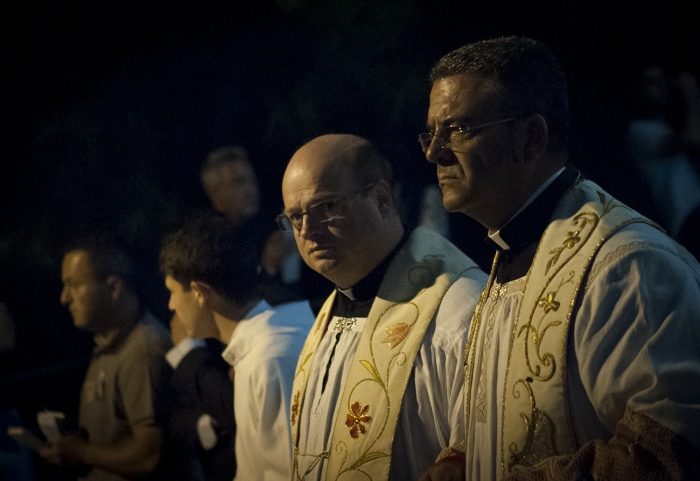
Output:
[373, 179, 395, 217]
[105, 275, 123, 302]
[523, 113, 549, 162]
[190, 281, 214, 308]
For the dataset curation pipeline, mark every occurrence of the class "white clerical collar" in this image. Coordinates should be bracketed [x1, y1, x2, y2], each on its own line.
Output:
[337, 286, 356, 301]
[488, 167, 566, 250]
[166, 337, 206, 368]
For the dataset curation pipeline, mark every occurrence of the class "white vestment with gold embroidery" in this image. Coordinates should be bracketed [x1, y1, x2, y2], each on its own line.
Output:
[290, 227, 487, 481]
[463, 179, 700, 480]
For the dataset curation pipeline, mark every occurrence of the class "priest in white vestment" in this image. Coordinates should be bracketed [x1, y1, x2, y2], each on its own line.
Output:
[278, 134, 488, 480]
[420, 36, 700, 480]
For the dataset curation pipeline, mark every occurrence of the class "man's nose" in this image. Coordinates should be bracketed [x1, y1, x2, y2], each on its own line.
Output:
[425, 141, 456, 166]
[60, 286, 70, 305]
[298, 214, 321, 239]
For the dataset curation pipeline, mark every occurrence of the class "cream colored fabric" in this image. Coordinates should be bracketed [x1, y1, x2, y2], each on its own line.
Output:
[291, 227, 486, 481]
[463, 179, 700, 480]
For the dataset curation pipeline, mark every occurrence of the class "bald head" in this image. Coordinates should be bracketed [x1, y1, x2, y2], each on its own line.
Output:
[281, 134, 403, 288]
[285, 134, 393, 192]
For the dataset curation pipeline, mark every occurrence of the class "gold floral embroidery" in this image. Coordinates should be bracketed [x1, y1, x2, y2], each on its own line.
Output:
[537, 292, 560, 314]
[345, 402, 372, 439]
[291, 390, 300, 426]
[562, 230, 581, 248]
[546, 213, 598, 275]
[381, 323, 410, 348]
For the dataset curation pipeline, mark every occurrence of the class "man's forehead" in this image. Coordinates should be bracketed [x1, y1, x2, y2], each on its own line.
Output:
[62, 250, 94, 278]
[284, 159, 355, 202]
[428, 74, 503, 121]
[164, 275, 180, 290]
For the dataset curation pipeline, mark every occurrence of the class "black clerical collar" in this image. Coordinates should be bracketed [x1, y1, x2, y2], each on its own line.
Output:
[485, 167, 581, 255]
[335, 228, 410, 304]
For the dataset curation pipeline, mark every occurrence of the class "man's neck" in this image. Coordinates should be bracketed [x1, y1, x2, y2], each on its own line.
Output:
[489, 166, 566, 237]
[214, 298, 261, 345]
[484, 160, 566, 233]
[336, 223, 405, 290]
[93, 301, 141, 347]
[335, 227, 409, 302]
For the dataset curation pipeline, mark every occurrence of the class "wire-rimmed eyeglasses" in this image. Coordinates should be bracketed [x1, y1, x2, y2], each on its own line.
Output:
[276, 183, 377, 232]
[418, 117, 517, 153]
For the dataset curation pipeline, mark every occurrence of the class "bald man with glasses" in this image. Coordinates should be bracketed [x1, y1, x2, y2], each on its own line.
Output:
[279, 133, 487, 481]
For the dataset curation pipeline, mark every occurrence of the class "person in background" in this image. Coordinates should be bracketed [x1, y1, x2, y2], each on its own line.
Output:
[279, 134, 488, 480]
[627, 63, 700, 255]
[0, 302, 36, 481]
[161, 296, 235, 481]
[42, 234, 173, 481]
[420, 36, 700, 480]
[201, 145, 308, 305]
[159, 212, 314, 481]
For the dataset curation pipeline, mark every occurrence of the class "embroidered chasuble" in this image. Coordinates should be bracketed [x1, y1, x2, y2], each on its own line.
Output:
[463, 175, 669, 479]
[291, 227, 483, 480]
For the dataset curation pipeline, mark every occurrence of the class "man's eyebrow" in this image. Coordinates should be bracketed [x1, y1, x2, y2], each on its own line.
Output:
[427, 115, 468, 130]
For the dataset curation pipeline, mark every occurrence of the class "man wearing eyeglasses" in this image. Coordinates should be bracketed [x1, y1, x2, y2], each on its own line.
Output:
[279, 133, 488, 481]
[420, 36, 700, 480]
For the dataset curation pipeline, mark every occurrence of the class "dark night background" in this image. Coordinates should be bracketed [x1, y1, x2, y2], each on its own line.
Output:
[1, 1, 698, 479]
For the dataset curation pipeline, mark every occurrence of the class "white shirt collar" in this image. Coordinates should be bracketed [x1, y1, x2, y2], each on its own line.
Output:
[221, 299, 271, 366]
[166, 337, 206, 369]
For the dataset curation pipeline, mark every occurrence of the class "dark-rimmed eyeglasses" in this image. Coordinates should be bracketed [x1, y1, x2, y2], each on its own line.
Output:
[276, 183, 377, 232]
[418, 117, 517, 153]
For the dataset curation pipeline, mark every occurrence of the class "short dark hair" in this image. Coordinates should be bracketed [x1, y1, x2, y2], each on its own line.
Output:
[65, 233, 140, 294]
[430, 36, 569, 153]
[159, 212, 261, 305]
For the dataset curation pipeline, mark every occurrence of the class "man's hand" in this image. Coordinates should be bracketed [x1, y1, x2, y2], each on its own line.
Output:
[417, 451, 465, 481]
[40, 433, 88, 468]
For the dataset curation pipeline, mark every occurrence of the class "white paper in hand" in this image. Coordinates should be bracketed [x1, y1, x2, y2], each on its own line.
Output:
[37, 410, 65, 443]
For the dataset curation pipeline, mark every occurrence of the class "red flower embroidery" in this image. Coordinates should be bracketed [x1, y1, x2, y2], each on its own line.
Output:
[345, 401, 372, 439]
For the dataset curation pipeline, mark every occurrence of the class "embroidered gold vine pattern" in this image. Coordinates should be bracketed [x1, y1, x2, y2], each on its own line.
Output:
[520, 270, 575, 382]
[508, 379, 557, 468]
[291, 349, 316, 429]
[504, 186, 648, 473]
[332, 301, 419, 479]
[545, 213, 597, 275]
[293, 449, 329, 481]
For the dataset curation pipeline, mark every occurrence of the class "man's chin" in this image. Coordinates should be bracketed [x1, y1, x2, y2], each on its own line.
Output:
[308, 258, 341, 281]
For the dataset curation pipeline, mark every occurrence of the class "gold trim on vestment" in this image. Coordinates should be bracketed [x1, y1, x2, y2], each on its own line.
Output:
[292, 227, 479, 480]
[461, 180, 663, 478]
[500, 183, 662, 476]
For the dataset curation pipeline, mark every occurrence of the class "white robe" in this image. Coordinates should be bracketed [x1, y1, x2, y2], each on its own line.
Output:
[465, 223, 700, 480]
[296, 273, 487, 481]
[222, 300, 315, 481]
